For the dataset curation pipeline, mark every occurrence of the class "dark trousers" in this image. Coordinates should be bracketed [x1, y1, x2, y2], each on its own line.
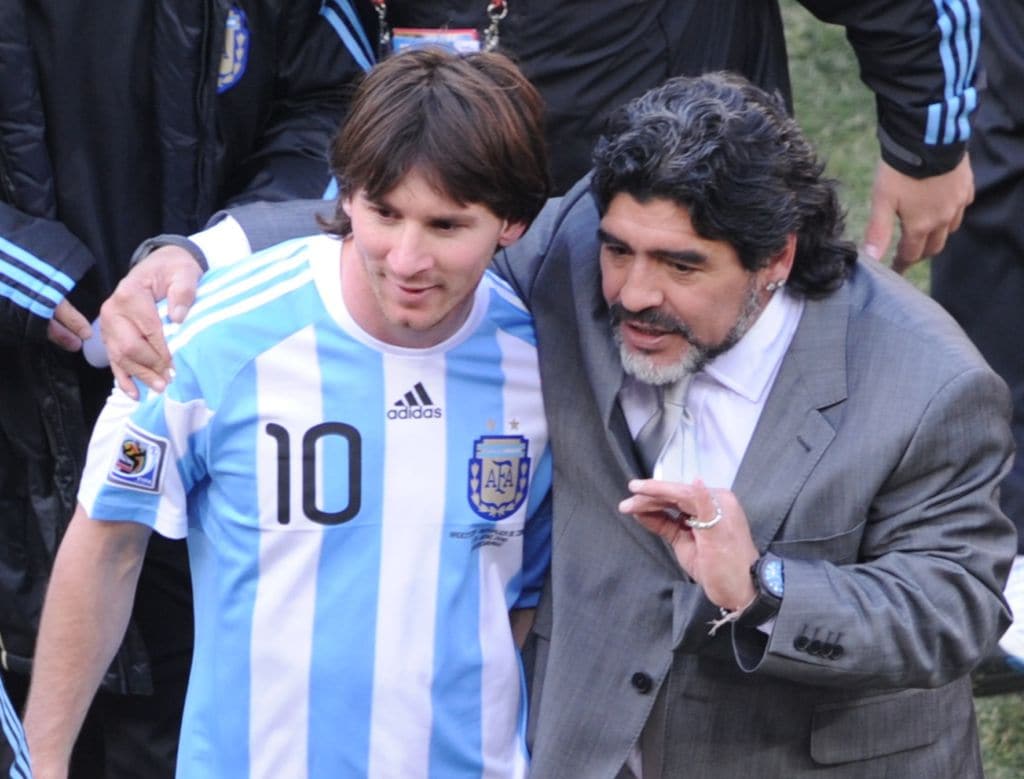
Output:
[931, 0, 1024, 553]
[3, 645, 188, 779]
[2, 536, 192, 778]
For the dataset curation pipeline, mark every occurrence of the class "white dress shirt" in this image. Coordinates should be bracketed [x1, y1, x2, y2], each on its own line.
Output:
[620, 289, 803, 779]
[621, 289, 805, 487]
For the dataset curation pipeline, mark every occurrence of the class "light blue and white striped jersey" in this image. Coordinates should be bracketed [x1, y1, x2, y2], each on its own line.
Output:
[80, 234, 552, 779]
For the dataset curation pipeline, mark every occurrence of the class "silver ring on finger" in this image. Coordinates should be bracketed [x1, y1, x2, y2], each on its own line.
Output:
[685, 492, 723, 530]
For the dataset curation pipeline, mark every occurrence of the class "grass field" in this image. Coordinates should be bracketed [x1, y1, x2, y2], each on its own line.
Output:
[780, 3, 1024, 774]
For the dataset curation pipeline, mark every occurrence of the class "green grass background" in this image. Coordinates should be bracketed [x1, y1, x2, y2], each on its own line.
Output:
[781, 3, 1024, 774]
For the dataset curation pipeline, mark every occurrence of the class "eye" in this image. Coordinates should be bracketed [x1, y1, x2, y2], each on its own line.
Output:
[431, 219, 463, 233]
[601, 242, 630, 259]
[667, 261, 697, 275]
[369, 204, 397, 221]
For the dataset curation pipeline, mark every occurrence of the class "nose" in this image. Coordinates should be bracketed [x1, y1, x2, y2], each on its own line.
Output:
[616, 256, 664, 312]
[388, 225, 433, 277]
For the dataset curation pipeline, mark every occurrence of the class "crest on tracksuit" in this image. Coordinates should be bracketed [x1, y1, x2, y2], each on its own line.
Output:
[468, 436, 530, 521]
[218, 5, 250, 93]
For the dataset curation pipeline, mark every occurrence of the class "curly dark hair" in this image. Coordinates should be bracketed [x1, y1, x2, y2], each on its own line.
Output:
[321, 47, 550, 236]
[591, 72, 856, 297]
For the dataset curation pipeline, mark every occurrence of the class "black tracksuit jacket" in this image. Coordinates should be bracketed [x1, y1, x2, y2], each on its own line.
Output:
[0, 0, 359, 693]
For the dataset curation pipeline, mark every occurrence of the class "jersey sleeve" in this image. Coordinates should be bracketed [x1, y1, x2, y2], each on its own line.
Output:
[78, 375, 212, 539]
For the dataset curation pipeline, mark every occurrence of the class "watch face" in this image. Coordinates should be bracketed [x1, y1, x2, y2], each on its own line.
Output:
[762, 558, 785, 598]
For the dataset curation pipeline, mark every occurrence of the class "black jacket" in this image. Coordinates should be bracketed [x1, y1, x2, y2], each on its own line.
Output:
[0, 0, 359, 690]
[355, 0, 975, 192]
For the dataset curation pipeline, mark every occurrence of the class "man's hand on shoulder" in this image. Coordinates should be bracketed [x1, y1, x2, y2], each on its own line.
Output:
[100, 245, 203, 398]
[863, 155, 974, 274]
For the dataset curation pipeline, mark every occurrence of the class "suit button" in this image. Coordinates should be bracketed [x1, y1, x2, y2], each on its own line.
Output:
[807, 640, 823, 656]
[830, 644, 844, 660]
[631, 672, 653, 694]
[794, 635, 809, 652]
[821, 642, 834, 658]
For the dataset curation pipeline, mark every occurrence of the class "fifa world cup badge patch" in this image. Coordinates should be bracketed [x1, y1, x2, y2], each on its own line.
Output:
[468, 436, 530, 521]
[107, 424, 169, 494]
[218, 5, 250, 93]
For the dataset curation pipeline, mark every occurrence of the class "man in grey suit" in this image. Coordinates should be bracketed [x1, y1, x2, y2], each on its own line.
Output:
[101, 73, 1014, 777]
[492, 73, 1014, 778]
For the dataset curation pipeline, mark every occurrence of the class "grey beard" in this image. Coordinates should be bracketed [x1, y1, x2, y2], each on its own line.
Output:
[611, 278, 764, 386]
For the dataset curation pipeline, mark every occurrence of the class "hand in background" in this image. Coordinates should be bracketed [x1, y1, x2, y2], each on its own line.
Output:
[46, 299, 92, 352]
[862, 155, 973, 274]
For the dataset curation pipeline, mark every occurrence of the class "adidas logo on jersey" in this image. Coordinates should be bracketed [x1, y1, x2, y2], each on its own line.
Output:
[387, 382, 443, 420]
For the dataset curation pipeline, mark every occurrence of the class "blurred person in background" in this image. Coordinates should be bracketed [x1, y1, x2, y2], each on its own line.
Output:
[0, 3, 360, 775]
[930, 0, 1024, 696]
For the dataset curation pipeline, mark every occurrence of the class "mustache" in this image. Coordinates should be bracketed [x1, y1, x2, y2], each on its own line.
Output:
[608, 303, 691, 337]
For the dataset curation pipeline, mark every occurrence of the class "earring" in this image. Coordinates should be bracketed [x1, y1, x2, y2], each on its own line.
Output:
[765, 279, 785, 293]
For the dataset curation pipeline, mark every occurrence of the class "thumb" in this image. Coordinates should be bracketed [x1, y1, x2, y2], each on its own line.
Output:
[166, 269, 200, 324]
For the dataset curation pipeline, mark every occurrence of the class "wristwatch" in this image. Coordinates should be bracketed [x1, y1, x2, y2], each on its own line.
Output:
[739, 553, 784, 627]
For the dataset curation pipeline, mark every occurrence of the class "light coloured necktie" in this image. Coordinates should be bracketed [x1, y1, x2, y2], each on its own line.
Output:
[634, 378, 690, 478]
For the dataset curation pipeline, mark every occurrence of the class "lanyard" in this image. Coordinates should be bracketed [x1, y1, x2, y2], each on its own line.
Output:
[370, 1, 509, 55]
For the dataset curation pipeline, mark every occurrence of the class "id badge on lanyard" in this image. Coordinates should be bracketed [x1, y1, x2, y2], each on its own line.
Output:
[371, 0, 509, 55]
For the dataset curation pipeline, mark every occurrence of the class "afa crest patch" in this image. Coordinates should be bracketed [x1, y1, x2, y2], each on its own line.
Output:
[218, 5, 250, 93]
[107, 424, 168, 494]
[468, 435, 530, 521]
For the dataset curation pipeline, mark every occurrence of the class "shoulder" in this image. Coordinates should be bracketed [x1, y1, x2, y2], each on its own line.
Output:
[166, 234, 335, 398]
[843, 259, 990, 375]
[825, 259, 1010, 430]
[479, 270, 538, 348]
[496, 175, 600, 295]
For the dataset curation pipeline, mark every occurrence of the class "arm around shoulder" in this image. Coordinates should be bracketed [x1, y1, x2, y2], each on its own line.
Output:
[492, 174, 597, 305]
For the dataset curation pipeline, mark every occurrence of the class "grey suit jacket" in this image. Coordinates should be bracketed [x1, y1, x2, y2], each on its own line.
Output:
[227, 186, 1015, 777]
[493, 178, 1015, 778]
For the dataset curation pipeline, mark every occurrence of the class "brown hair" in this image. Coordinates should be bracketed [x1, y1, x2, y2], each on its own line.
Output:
[322, 47, 550, 235]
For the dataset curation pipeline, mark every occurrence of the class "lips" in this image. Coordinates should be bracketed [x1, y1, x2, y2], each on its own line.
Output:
[392, 282, 438, 304]
[621, 319, 676, 351]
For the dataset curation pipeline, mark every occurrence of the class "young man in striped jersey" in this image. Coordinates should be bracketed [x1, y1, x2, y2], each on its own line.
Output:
[25, 48, 552, 779]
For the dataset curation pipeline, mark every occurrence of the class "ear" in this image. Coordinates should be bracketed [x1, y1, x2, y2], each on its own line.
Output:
[768, 233, 797, 279]
[341, 196, 353, 219]
[496, 220, 528, 248]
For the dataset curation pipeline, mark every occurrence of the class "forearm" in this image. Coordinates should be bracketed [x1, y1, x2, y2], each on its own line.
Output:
[737, 368, 1014, 687]
[801, 0, 976, 176]
[24, 507, 150, 777]
[132, 199, 329, 275]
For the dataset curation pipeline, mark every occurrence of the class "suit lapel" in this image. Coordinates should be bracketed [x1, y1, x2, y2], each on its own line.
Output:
[732, 285, 851, 549]
[572, 246, 641, 477]
[568, 235, 852, 555]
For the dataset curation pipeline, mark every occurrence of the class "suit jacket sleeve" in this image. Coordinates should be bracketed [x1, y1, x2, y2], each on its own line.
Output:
[212, 198, 334, 255]
[492, 176, 594, 304]
[738, 364, 1014, 689]
[799, 0, 978, 177]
